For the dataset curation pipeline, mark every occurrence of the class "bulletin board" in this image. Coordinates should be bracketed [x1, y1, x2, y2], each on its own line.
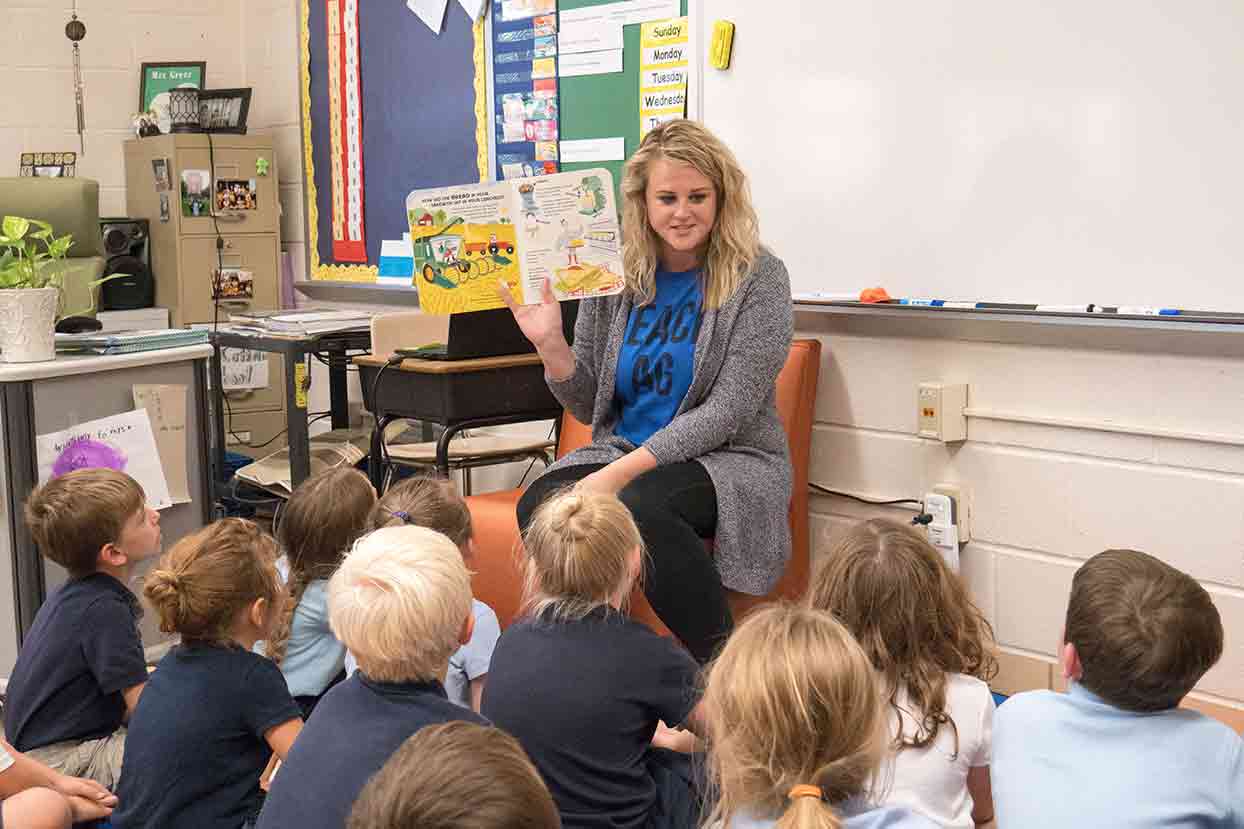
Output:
[299, 0, 489, 281]
[558, 0, 688, 190]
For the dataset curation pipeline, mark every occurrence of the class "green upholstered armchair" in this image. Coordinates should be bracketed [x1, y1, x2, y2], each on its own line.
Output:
[0, 177, 104, 317]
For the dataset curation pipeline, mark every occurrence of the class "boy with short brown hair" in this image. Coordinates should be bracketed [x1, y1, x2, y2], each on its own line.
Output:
[3, 469, 162, 789]
[993, 549, 1242, 828]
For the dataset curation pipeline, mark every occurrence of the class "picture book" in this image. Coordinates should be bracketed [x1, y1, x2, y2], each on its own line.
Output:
[405, 168, 624, 314]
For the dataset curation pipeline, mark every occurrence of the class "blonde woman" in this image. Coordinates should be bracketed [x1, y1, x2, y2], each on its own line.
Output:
[499, 120, 794, 663]
[702, 605, 938, 829]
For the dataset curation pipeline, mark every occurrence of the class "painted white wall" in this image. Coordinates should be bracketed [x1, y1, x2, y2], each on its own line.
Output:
[801, 308, 1244, 707]
[1, 0, 247, 215]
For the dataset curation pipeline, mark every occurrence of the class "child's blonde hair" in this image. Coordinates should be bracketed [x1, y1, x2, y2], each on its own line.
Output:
[365, 475, 472, 548]
[703, 604, 884, 829]
[268, 467, 376, 665]
[520, 489, 642, 621]
[144, 518, 283, 647]
[347, 721, 561, 829]
[807, 518, 996, 754]
[25, 468, 146, 576]
[328, 525, 471, 683]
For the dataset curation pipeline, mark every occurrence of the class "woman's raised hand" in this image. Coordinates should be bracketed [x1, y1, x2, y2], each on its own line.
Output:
[496, 277, 565, 350]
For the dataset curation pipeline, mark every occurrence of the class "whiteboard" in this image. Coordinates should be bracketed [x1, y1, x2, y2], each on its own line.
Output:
[696, 2, 1244, 311]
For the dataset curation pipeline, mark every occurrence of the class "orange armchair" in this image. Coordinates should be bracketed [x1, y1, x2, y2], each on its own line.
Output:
[466, 339, 822, 637]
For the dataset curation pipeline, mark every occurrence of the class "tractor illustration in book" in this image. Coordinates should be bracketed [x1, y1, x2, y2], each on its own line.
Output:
[415, 219, 518, 289]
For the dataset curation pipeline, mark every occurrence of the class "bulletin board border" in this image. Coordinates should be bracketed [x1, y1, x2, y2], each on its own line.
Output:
[299, 0, 491, 283]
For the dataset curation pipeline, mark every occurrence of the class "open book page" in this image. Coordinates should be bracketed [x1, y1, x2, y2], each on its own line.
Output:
[406, 169, 623, 315]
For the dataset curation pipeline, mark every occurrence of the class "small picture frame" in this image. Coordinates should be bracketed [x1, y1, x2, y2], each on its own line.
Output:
[151, 158, 171, 191]
[197, 88, 251, 134]
[19, 151, 76, 177]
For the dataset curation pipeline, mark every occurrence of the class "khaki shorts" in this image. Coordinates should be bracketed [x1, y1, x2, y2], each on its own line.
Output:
[26, 727, 126, 789]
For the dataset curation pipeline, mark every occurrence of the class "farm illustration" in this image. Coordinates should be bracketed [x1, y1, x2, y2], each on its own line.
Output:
[406, 170, 623, 315]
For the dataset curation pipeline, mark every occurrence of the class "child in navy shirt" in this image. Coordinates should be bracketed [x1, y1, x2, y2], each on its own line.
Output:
[366, 476, 502, 712]
[482, 490, 705, 829]
[702, 605, 937, 829]
[993, 549, 1242, 828]
[111, 519, 303, 828]
[256, 525, 483, 829]
[3, 469, 162, 788]
[347, 721, 560, 829]
[259, 467, 375, 719]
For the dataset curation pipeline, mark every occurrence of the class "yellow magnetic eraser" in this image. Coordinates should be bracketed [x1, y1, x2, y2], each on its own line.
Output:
[710, 20, 734, 70]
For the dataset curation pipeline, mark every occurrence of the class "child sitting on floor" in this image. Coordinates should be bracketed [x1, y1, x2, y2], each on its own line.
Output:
[992, 548, 1242, 828]
[111, 518, 303, 829]
[366, 476, 501, 712]
[702, 604, 938, 829]
[255, 525, 484, 829]
[482, 489, 704, 829]
[0, 737, 117, 828]
[261, 467, 375, 719]
[347, 721, 561, 829]
[4, 469, 162, 788]
[808, 518, 997, 828]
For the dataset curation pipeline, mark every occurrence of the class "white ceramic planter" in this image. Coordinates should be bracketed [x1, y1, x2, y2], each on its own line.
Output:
[0, 287, 58, 363]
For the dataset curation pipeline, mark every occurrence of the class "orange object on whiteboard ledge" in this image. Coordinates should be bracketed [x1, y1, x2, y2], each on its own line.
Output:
[859, 287, 892, 303]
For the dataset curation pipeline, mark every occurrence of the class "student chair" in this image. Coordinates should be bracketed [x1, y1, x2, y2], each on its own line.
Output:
[465, 338, 822, 637]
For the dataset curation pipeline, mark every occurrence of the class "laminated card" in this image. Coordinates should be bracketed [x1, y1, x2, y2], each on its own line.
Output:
[406, 168, 624, 314]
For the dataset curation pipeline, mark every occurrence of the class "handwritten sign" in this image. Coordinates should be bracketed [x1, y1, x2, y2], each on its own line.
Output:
[133, 384, 191, 505]
[221, 347, 269, 390]
[36, 410, 173, 510]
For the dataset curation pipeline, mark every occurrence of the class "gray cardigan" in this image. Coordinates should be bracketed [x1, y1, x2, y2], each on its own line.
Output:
[544, 251, 795, 595]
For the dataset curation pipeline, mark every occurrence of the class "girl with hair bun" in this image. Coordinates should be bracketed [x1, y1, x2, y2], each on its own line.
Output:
[482, 489, 705, 829]
[111, 519, 303, 829]
[702, 605, 937, 829]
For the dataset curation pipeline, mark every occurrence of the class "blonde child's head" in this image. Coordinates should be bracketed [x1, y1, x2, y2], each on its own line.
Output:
[520, 489, 643, 621]
[807, 518, 996, 752]
[366, 476, 472, 550]
[1065, 548, 1223, 712]
[703, 604, 884, 829]
[268, 467, 376, 665]
[347, 721, 561, 829]
[328, 525, 472, 683]
[25, 468, 158, 577]
[144, 518, 283, 647]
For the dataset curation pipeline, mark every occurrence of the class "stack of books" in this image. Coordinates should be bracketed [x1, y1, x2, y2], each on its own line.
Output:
[55, 328, 210, 355]
[228, 309, 372, 336]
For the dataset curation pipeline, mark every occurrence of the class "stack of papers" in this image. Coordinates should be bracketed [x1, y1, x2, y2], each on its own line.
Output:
[55, 328, 210, 355]
[228, 309, 372, 336]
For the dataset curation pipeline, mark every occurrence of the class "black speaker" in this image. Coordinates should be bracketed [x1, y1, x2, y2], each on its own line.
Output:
[99, 218, 154, 311]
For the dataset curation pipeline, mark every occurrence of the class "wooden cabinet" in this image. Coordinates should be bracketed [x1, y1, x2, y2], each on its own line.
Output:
[125, 134, 287, 452]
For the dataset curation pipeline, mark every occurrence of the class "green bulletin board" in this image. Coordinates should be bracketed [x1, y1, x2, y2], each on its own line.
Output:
[558, 0, 690, 194]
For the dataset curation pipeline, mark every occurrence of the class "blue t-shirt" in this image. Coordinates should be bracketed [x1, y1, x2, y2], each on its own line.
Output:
[993, 684, 1244, 828]
[257, 578, 346, 699]
[614, 269, 703, 447]
[728, 800, 939, 829]
[112, 645, 301, 829]
[3, 573, 148, 750]
[482, 606, 700, 829]
[255, 673, 486, 829]
[445, 599, 501, 708]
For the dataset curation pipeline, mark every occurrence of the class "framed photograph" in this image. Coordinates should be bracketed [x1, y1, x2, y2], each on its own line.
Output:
[151, 158, 171, 191]
[181, 168, 211, 217]
[140, 62, 206, 135]
[215, 178, 258, 211]
[19, 151, 76, 178]
[212, 267, 254, 300]
[198, 88, 251, 134]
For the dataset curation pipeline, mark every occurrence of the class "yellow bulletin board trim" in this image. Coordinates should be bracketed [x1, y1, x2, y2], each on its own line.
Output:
[300, 0, 489, 282]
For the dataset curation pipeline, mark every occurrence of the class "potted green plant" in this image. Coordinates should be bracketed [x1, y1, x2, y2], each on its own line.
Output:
[0, 216, 73, 362]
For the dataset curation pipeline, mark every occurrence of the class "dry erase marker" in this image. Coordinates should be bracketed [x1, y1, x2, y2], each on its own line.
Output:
[1035, 304, 1093, 312]
[1101, 306, 1181, 316]
[939, 301, 980, 309]
[897, 298, 944, 306]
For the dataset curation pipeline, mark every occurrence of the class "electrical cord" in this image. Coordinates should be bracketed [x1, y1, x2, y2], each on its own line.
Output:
[370, 356, 408, 472]
[807, 483, 932, 526]
[515, 422, 558, 488]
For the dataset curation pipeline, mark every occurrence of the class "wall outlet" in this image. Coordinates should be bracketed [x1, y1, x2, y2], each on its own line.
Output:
[932, 482, 970, 543]
[917, 382, 968, 442]
[924, 482, 970, 572]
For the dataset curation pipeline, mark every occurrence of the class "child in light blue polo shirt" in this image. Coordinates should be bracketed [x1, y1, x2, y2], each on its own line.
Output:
[993, 548, 1242, 829]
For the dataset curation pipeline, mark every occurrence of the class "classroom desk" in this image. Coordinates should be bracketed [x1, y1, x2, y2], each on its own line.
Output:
[208, 328, 372, 492]
[353, 352, 562, 486]
[0, 345, 213, 672]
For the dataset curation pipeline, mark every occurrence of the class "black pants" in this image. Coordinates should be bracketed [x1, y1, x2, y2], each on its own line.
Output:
[516, 461, 732, 663]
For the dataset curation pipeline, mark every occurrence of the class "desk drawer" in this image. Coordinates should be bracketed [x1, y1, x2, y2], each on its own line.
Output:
[180, 235, 279, 325]
[359, 362, 559, 423]
[224, 409, 288, 459]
